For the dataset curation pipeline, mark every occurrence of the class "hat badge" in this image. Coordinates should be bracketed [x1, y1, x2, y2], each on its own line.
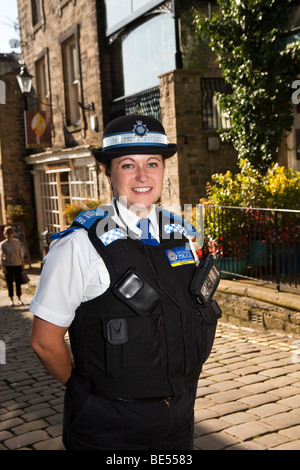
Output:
[133, 120, 148, 137]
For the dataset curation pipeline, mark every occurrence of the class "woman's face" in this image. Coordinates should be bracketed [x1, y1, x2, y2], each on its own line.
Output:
[108, 154, 165, 216]
[6, 230, 13, 239]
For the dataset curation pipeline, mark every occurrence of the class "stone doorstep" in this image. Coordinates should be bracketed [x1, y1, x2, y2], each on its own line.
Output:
[218, 279, 300, 313]
[216, 279, 300, 335]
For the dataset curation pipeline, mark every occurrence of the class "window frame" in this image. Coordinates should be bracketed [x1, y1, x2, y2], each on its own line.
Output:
[105, 0, 167, 36]
[110, 11, 176, 99]
[35, 51, 50, 112]
[60, 26, 83, 130]
[201, 77, 232, 131]
[31, 0, 42, 27]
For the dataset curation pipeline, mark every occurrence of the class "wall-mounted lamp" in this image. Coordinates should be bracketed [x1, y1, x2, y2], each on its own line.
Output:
[17, 64, 33, 110]
[17, 64, 33, 94]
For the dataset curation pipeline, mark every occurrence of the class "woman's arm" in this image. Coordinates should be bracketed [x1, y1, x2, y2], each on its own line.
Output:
[17, 240, 24, 269]
[30, 316, 73, 385]
[0, 242, 6, 273]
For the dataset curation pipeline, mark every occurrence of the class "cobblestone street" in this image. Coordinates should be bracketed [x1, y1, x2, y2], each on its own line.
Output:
[0, 287, 300, 450]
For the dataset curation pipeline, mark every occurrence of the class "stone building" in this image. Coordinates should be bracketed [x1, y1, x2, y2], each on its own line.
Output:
[16, 0, 240, 247]
[0, 52, 33, 226]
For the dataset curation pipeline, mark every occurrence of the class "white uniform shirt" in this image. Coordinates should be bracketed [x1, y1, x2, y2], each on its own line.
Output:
[30, 200, 197, 327]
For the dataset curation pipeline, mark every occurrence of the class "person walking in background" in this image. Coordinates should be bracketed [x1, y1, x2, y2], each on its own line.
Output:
[0, 225, 24, 306]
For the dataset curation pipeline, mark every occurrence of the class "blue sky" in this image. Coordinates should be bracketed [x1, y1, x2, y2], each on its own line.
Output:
[0, 0, 21, 53]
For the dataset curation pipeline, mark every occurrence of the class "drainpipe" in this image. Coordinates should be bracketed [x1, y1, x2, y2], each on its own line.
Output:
[172, 0, 183, 69]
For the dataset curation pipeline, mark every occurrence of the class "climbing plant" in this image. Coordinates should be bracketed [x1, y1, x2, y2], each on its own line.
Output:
[195, 0, 300, 173]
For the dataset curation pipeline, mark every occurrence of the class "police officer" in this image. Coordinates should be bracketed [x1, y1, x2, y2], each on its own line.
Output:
[30, 114, 220, 450]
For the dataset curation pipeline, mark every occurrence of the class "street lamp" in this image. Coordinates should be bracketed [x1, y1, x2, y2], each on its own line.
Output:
[17, 64, 33, 94]
[17, 64, 33, 152]
[17, 64, 33, 111]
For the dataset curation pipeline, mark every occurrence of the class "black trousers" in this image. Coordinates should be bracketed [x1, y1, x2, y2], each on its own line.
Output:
[4, 265, 22, 298]
[63, 376, 197, 450]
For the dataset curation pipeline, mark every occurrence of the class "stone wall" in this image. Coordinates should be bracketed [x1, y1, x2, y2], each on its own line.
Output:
[160, 69, 238, 208]
[0, 54, 34, 224]
[17, 0, 104, 151]
[215, 280, 300, 336]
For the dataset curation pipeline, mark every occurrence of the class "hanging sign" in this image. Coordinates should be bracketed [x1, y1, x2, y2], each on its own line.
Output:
[24, 110, 52, 149]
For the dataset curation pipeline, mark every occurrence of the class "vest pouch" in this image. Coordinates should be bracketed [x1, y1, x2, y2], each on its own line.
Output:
[194, 301, 222, 365]
[112, 267, 162, 317]
[102, 314, 162, 378]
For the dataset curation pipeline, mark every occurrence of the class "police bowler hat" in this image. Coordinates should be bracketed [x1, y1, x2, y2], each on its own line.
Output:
[91, 114, 178, 163]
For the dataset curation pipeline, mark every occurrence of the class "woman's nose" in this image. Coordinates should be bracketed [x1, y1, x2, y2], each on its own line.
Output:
[135, 166, 148, 181]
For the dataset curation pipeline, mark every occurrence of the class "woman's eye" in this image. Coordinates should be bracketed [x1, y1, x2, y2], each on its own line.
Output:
[148, 162, 158, 168]
[121, 163, 133, 169]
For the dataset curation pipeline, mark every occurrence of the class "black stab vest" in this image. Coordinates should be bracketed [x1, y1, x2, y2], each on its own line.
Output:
[68, 207, 219, 399]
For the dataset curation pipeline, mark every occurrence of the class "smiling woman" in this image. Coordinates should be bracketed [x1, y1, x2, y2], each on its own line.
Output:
[92, 114, 177, 215]
[29, 114, 219, 451]
[108, 154, 165, 216]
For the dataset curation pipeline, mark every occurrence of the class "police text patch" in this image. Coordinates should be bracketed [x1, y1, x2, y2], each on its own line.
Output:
[165, 247, 195, 267]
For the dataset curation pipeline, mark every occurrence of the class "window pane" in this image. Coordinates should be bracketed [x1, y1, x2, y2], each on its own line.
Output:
[35, 55, 49, 111]
[201, 78, 231, 130]
[105, 0, 132, 30]
[40, 171, 60, 233]
[62, 36, 80, 125]
[132, 0, 151, 10]
[70, 44, 78, 82]
[31, 0, 41, 26]
[122, 14, 176, 96]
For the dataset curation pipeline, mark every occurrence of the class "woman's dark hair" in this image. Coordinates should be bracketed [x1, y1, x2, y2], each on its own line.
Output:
[105, 162, 111, 177]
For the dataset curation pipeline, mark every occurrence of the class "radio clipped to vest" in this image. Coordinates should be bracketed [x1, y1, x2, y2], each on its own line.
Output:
[189, 255, 221, 305]
[112, 267, 163, 317]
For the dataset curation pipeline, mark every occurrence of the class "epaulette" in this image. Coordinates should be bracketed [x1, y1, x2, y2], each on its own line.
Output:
[50, 207, 109, 241]
[159, 208, 198, 238]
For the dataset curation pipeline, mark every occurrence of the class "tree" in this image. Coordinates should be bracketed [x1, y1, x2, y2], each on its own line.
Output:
[195, 0, 300, 173]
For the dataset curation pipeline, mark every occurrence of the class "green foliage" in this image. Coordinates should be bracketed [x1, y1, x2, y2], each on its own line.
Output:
[202, 161, 300, 263]
[195, 0, 300, 173]
[264, 165, 300, 210]
[205, 159, 300, 210]
[181, 5, 211, 70]
[5, 194, 35, 235]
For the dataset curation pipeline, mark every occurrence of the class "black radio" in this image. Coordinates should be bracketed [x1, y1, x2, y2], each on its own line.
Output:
[189, 255, 221, 305]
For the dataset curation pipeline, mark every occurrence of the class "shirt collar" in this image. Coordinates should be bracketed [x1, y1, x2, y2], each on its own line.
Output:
[112, 198, 159, 240]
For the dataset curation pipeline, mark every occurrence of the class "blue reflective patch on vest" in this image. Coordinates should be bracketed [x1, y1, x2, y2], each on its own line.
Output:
[184, 223, 198, 237]
[73, 209, 101, 229]
[160, 208, 198, 237]
[50, 226, 82, 240]
[50, 208, 108, 241]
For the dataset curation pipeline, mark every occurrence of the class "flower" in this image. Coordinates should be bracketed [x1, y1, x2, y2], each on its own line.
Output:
[63, 200, 102, 224]
[207, 235, 248, 259]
